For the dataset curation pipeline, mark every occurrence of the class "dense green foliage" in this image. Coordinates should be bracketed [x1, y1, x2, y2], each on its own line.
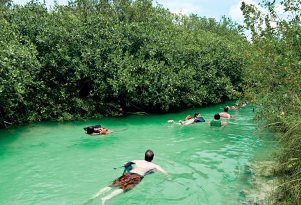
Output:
[2, 0, 301, 203]
[0, 6, 41, 125]
[0, 0, 247, 127]
[241, 0, 301, 204]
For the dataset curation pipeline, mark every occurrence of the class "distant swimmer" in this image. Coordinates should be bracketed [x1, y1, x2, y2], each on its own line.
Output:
[88, 149, 168, 205]
[168, 114, 193, 125]
[84, 125, 110, 135]
[209, 113, 227, 127]
[193, 113, 205, 123]
[229, 101, 248, 110]
[168, 113, 205, 125]
[219, 106, 231, 119]
[229, 105, 239, 110]
[181, 113, 205, 125]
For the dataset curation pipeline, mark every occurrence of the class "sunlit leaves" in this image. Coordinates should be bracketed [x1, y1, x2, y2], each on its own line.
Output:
[0, 0, 247, 126]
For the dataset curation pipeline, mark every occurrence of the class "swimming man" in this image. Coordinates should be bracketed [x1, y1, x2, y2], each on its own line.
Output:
[219, 106, 231, 119]
[90, 149, 168, 205]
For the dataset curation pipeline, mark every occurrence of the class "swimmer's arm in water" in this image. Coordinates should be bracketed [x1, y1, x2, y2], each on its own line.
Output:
[221, 121, 228, 126]
[154, 164, 168, 176]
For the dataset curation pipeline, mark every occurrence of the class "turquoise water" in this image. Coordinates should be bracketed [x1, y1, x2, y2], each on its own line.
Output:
[0, 104, 276, 205]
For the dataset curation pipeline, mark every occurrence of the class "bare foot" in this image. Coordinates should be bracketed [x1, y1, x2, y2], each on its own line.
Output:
[101, 198, 107, 205]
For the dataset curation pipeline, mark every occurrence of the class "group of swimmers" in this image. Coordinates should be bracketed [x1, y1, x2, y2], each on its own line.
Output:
[84, 104, 246, 204]
[168, 105, 238, 127]
[84, 105, 242, 136]
[210, 106, 232, 127]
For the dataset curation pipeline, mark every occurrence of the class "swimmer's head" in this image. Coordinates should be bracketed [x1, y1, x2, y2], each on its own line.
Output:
[145, 149, 154, 162]
[224, 106, 229, 112]
[194, 113, 200, 118]
[214, 113, 221, 120]
[100, 128, 108, 135]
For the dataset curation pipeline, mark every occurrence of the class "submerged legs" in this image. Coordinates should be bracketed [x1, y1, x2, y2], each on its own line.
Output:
[92, 186, 112, 199]
[84, 186, 112, 204]
[101, 189, 123, 205]
[86, 186, 124, 205]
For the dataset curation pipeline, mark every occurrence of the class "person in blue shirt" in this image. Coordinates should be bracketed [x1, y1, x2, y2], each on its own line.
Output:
[193, 112, 205, 123]
[168, 113, 205, 125]
[179, 112, 205, 125]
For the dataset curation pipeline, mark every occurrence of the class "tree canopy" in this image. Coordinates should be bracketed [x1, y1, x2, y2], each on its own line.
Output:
[0, 0, 248, 127]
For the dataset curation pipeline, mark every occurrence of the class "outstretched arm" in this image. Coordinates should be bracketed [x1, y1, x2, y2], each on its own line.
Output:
[221, 121, 228, 126]
[155, 165, 168, 176]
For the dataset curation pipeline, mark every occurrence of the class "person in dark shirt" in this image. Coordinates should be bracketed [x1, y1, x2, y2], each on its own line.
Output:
[193, 113, 205, 123]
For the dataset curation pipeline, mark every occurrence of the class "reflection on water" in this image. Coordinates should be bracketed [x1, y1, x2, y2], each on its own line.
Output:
[0, 104, 277, 205]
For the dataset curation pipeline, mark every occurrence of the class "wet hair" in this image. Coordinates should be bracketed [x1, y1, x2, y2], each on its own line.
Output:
[194, 113, 200, 118]
[86, 127, 94, 134]
[145, 149, 154, 162]
[214, 113, 221, 120]
[84, 125, 102, 134]
[224, 106, 229, 112]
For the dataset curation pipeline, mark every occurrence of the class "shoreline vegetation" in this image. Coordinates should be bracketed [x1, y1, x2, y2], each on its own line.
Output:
[241, 0, 301, 204]
[1, 0, 300, 204]
[0, 0, 247, 127]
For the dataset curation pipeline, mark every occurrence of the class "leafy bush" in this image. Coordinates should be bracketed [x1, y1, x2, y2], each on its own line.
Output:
[241, 0, 301, 203]
[0, 0, 247, 127]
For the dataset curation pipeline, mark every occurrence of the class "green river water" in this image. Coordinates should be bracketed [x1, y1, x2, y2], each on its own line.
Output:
[0, 104, 277, 205]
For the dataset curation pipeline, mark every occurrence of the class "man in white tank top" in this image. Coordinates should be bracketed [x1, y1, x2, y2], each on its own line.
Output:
[88, 149, 168, 205]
